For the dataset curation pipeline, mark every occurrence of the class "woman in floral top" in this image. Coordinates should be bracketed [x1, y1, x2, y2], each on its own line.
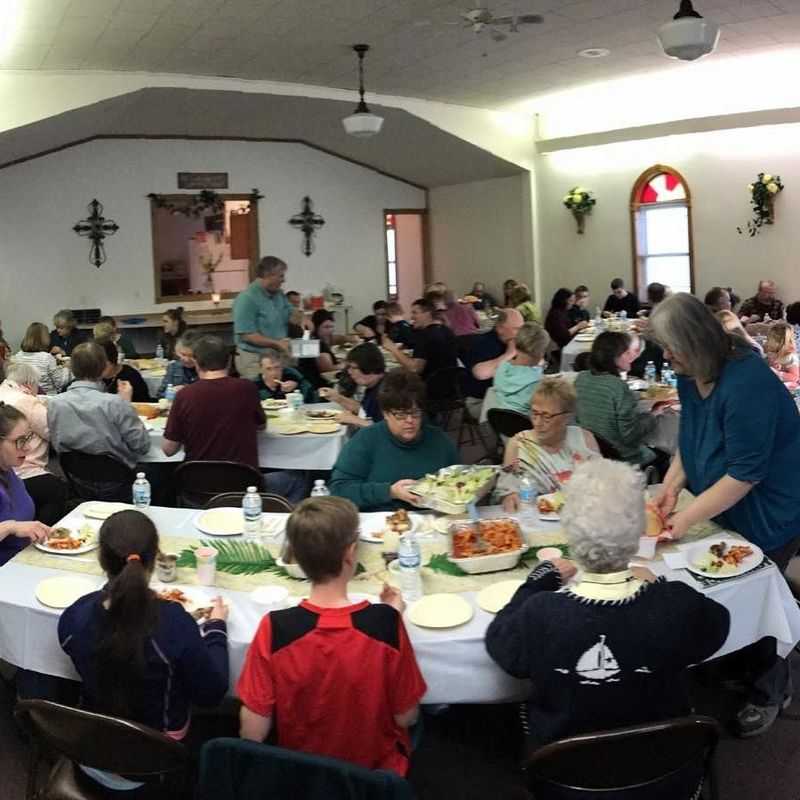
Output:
[498, 378, 599, 511]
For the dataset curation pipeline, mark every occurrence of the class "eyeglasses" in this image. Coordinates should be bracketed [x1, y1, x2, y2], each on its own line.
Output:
[9, 432, 34, 449]
[388, 410, 423, 422]
[531, 410, 569, 423]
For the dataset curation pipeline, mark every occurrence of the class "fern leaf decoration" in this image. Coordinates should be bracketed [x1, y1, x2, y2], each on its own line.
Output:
[425, 553, 466, 576]
[176, 540, 280, 576]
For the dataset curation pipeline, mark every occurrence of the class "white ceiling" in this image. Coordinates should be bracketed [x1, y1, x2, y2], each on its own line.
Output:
[5, 0, 800, 109]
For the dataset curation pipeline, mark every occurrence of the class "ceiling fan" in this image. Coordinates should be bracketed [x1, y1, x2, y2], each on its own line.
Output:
[453, 6, 544, 41]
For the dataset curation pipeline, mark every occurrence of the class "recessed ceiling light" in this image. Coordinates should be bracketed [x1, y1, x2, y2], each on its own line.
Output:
[578, 47, 611, 58]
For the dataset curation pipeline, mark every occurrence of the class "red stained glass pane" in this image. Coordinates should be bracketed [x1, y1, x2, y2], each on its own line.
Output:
[637, 172, 686, 204]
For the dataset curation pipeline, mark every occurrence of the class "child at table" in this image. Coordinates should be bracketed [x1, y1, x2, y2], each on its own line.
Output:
[58, 510, 228, 791]
[765, 322, 800, 388]
[237, 496, 426, 776]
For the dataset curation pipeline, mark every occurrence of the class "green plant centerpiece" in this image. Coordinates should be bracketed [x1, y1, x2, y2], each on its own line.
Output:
[738, 172, 784, 236]
[563, 187, 596, 234]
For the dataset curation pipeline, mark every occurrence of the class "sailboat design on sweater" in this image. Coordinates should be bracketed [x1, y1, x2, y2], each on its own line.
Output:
[574, 635, 621, 685]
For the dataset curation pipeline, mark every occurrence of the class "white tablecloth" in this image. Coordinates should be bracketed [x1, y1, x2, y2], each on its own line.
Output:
[1, 504, 799, 705]
[139, 404, 347, 470]
[560, 337, 591, 372]
[141, 370, 164, 398]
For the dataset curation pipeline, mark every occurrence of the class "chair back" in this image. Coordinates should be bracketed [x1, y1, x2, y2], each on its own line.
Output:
[487, 408, 532, 439]
[197, 738, 415, 800]
[526, 715, 719, 800]
[205, 492, 293, 513]
[15, 699, 189, 778]
[593, 434, 624, 461]
[59, 451, 136, 502]
[173, 461, 264, 508]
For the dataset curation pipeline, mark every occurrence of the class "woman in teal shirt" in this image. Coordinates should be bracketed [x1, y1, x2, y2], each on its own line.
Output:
[330, 370, 458, 511]
[650, 293, 800, 739]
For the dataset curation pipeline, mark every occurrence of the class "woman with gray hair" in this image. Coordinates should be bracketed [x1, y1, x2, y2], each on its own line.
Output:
[49, 309, 87, 356]
[0, 362, 67, 524]
[493, 322, 550, 414]
[486, 458, 729, 753]
[649, 292, 800, 737]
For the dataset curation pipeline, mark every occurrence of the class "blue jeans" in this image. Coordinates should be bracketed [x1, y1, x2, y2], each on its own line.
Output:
[262, 471, 307, 505]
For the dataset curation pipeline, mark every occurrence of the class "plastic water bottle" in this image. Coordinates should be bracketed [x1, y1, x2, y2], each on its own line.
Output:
[165, 384, 176, 403]
[132, 472, 151, 509]
[311, 479, 330, 497]
[644, 361, 657, 386]
[398, 533, 423, 602]
[242, 486, 262, 535]
[155, 344, 165, 360]
[518, 474, 537, 529]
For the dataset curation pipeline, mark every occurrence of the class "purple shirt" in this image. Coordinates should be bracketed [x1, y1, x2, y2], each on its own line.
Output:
[0, 469, 35, 565]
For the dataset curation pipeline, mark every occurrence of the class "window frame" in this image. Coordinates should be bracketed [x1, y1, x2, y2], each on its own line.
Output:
[629, 164, 695, 299]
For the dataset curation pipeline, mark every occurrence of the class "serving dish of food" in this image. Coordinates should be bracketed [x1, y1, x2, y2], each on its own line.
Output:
[35, 524, 98, 555]
[410, 465, 497, 515]
[132, 403, 162, 420]
[537, 491, 565, 521]
[447, 518, 526, 574]
[687, 538, 761, 578]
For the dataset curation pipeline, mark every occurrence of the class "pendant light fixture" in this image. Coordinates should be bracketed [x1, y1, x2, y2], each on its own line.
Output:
[658, 0, 719, 61]
[342, 44, 384, 138]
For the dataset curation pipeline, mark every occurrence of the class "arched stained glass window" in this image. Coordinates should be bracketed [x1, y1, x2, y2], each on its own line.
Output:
[630, 165, 694, 297]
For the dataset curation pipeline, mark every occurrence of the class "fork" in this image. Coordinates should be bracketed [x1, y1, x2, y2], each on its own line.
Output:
[467, 502, 488, 554]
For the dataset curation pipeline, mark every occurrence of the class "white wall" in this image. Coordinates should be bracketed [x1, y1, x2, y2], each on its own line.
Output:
[535, 121, 800, 312]
[429, 174, 535, 305]
[0, 138, 424, 347]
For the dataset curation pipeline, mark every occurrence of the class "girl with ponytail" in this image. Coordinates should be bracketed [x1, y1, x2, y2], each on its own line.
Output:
[59, 510, 229, 756]
[0, 402, 50, 565]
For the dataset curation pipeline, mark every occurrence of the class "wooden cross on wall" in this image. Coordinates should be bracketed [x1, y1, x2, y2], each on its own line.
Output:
[289, 196, 325, 257]
[73, 199, 119, 268]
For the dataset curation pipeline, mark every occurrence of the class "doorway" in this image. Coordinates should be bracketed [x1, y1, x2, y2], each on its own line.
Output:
[384, 210, 429, 311]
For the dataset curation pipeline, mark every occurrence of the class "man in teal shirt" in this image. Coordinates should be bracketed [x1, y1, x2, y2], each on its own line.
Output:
[233, 256, 292, 379]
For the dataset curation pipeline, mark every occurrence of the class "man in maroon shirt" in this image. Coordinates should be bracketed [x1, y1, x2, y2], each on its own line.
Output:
[237, 497, 426, 775]
[162, 335, 305, 501]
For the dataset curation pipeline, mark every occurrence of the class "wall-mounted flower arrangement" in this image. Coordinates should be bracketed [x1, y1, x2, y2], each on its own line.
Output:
[738, 173, 784, 237]
[563, 187, 596, 234]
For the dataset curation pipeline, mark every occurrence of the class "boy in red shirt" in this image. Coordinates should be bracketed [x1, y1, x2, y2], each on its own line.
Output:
[237, 497, 426, 776]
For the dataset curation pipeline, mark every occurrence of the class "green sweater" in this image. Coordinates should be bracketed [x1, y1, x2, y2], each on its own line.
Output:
[574, 371, 657, 464]
[330, 421, 459, 511]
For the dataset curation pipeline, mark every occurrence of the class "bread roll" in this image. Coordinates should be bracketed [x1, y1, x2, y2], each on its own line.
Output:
[645, 503, 664, 537]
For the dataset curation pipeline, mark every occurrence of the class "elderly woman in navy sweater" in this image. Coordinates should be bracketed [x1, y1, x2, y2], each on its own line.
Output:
[486, 459, 729, 753]
[59, 510, 228, 792]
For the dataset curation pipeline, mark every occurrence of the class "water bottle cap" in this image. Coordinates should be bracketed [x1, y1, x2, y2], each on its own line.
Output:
[136, 472, 145, 478]
[246, 486, 257, 492]
[314, 479, 325, 486]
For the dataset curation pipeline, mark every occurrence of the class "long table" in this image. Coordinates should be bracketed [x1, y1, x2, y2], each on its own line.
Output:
[1, 503, 799, 705]
[138, 403, 348, 471]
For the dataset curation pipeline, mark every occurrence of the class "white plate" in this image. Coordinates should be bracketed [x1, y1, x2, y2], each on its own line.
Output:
[432, 516, 468, 535]
[575, 333, 595, 342]
[359, 513, 418, 544]
[686, 537, 764, 579]
[537, 492, 564, 522]
[152, 583, 214, 616]
[476, 580, 524, 614]
[83, 502, 132, 520]
[35, 525, 98, 556]
[407, 594, 474, 629]
[194, 508, 244, 536]
[35, 576, 98, 609]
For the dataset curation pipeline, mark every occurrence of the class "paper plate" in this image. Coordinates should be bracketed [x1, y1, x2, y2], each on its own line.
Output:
[407, 594, 474, 629]
[273, 423, 308, 436]
[686, 537, 764, 579]
[575, 333, 596, 342]
[83, 502, 132, 520]
[194, 508, 244, 536]
[35, 524, 98, 555]
[152, 583, 214, 619]
[359, 513, 418, 544]
[537, 492, 563, 521]
[476, 580, 524, 614]
[35, 576, 98, 609]
[308, 422, 340, 434]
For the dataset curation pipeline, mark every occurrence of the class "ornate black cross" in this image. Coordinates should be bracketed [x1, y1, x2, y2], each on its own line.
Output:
[73, 199, 119, 268]
[289, 196, 325, 257]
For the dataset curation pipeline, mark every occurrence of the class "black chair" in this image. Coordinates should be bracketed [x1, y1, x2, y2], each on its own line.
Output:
[487, 408, 532, 440]
[526, 715, 720, 800]
[426, 366, 491, 456]
[205, 491, 293, 513]
[59, 451, 136, 503]
[197, 737, 415, 800]
[173, 461, 264, 508]
[15, 699, 190, 800]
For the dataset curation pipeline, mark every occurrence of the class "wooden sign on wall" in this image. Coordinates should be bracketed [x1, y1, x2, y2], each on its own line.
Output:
[177, 172, 229, 190]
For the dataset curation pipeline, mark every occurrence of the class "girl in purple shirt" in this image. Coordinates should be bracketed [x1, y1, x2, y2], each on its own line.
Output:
[0, 403, 49, 564]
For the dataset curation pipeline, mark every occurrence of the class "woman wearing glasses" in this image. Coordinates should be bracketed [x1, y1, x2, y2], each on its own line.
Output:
[0, 403, 51, 565]
[329, 369, 458, 511]
[499, 378, 599, 511]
